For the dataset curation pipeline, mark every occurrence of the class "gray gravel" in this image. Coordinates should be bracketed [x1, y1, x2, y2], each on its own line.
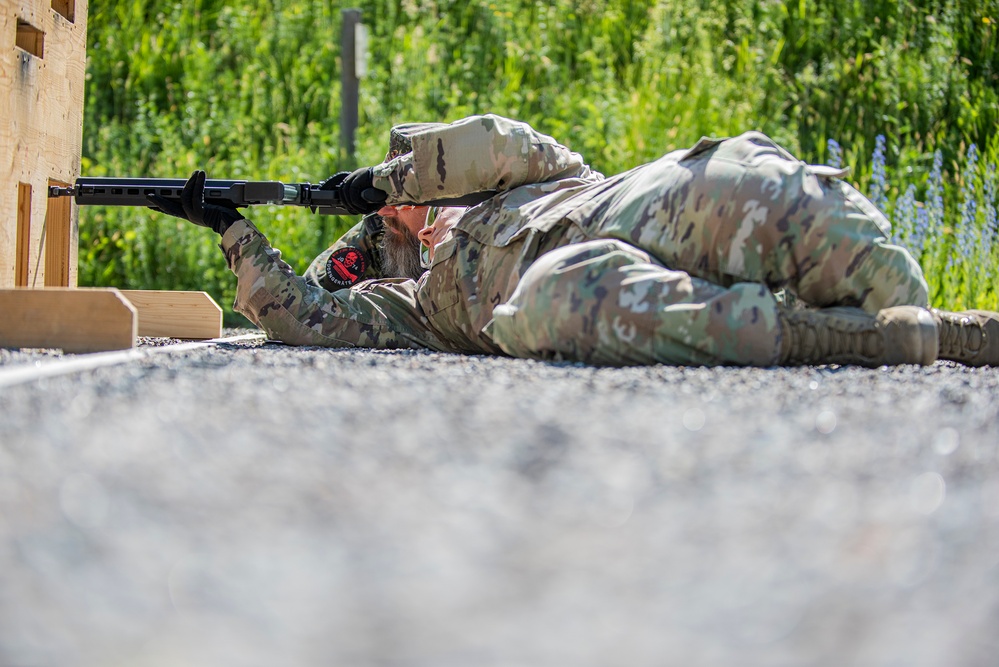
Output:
[1, 331, 998, 666]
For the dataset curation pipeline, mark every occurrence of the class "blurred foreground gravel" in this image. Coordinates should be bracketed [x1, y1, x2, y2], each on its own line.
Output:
[1, 330, 998, 666]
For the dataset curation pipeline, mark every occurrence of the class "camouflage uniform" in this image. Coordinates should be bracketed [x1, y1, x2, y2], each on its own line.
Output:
[221, 115, 929, 366]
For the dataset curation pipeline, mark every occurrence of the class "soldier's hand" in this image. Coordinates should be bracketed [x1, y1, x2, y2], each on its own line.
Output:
[147, 170, 244, 235]
[339, 167, 388, 215]
[318, 171, 350, 191]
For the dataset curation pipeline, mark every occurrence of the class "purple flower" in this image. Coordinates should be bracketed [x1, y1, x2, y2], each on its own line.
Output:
[914, 207, 930, 259]
[926, 150, 944, 237]
[892, 183, 919, 254]
[870, 135, 888, 213]
[827, 139, 843, 170]
[950, 144, 980, 273]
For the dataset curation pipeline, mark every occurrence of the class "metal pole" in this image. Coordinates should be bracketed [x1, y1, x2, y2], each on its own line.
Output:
[340, 8, 361, 166]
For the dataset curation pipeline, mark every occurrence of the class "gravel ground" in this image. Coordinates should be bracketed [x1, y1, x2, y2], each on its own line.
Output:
[0, 330, 997, 667]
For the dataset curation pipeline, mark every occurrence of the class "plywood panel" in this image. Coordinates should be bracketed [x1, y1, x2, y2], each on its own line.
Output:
[1, 0, 88, 288]
[121, 290, 224, 339]
[0, 287, 137, 353]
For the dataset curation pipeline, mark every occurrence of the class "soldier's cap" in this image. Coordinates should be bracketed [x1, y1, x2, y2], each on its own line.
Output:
[388, 122, 448, 159]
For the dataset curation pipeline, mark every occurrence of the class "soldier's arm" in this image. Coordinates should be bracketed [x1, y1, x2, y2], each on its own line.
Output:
[371, 114, 602, 204]
[304, 215, 386, 289]
[220, 219, 448, 350]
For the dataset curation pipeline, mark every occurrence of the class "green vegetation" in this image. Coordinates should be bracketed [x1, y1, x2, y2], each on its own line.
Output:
[81, 0, 999, 317]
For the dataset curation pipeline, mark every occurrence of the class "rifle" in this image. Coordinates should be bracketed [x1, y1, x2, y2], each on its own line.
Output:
[48, 177, 495, 215]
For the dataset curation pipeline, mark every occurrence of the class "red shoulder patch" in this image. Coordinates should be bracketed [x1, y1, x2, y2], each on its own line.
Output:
[325, 246, 368, 288]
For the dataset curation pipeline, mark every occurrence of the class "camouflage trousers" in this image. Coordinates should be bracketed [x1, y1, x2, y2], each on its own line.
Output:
[484, 132, 929, 366]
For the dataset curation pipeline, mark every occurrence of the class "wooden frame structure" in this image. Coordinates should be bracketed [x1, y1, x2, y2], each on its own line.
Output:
[0, 289, 222, 352]
[2, 0, 84, 288]
[1, 0, 222, 352]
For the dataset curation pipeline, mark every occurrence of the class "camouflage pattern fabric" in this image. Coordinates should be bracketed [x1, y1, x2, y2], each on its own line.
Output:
[223, 219, 448, 351]
[482, 240, 781, 366]
[370, 114, 603, 203]
[388, 122, 449, 159]
[572, 133, 929, 313]
[222, 115, 930, 366]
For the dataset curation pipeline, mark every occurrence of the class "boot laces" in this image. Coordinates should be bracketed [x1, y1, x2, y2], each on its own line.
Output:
[790, 315, 881, 363]
[938, 312, 983, 358]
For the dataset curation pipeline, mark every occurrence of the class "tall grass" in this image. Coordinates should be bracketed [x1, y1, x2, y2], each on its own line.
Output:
[80, 0, 999, 317]
[892, 136, 999, 309]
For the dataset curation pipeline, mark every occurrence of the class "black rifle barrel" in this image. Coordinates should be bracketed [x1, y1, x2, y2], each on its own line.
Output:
[47, 177, 353, 215]
[48, 177, 498, 215]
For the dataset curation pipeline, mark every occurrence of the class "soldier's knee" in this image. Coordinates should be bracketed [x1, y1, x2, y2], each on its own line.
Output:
[485, 240, 651, 361]
[863, 242, 930, 311]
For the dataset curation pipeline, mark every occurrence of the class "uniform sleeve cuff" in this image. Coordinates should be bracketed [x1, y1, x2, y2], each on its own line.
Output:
[220, 218, 262, 251]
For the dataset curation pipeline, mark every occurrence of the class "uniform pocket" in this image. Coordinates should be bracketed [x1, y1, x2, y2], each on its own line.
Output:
[418, 255, 475, 352]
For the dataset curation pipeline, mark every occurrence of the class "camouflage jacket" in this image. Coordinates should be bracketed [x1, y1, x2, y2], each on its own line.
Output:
[223, 114, 618, 352]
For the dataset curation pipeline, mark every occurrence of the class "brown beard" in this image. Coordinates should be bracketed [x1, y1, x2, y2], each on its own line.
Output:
[380, 220, 424, 281]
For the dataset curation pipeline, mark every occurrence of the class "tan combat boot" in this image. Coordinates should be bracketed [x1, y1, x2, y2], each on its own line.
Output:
[933, 309, 999, 367]
[778, 306, 938, 367]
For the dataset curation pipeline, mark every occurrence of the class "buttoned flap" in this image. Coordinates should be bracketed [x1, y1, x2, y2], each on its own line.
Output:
[428, 234, 458, 267]
[679, 136, 725, 161]
[680, 134, 851, 180]
[419, 254, 461, 314]
[807, 164, 851, 179]
[417, 240, 469, 350]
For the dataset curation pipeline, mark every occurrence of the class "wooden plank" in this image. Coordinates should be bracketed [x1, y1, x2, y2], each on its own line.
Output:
[43, 179, 72, 286]
[120, 290, 223, 339]
[0, 288, 136, 353]
[16, 182, 31, 286]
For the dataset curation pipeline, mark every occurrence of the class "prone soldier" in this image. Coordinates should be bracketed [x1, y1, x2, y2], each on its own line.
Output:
[149, 115, 999, 368]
